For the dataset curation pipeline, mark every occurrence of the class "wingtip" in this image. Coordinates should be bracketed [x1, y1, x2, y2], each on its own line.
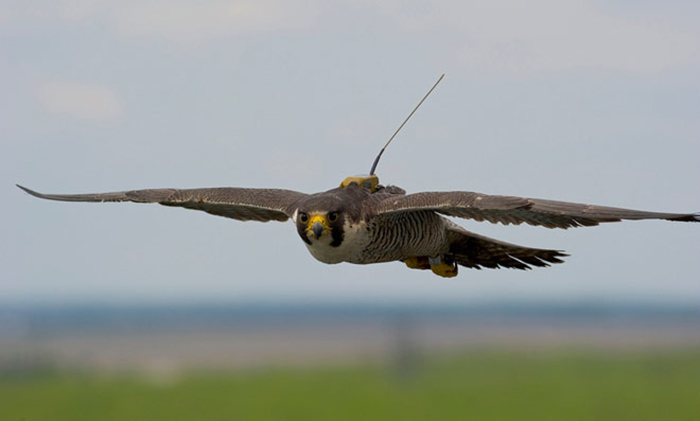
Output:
[667, 212, 700, 223]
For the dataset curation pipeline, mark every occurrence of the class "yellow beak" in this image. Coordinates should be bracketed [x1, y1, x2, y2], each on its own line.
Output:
[306, 215, 329, 239]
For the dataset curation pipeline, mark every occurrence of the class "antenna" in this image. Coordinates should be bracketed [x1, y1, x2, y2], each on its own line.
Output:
[369, 74, 445, 176]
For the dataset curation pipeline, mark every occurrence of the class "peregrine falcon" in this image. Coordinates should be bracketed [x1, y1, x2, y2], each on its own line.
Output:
[16, 174, 699, 278]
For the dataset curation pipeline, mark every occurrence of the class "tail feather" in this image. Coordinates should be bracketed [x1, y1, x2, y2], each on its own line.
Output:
[447, 225, 567, 270]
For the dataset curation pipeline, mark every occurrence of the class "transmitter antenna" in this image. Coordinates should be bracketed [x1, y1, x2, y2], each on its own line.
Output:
[369, 73, 445, 175]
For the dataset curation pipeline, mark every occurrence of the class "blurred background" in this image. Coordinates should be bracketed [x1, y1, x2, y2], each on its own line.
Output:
[2, 0, 700, 419]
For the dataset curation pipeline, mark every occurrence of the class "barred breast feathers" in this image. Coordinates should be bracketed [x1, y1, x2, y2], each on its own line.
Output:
[359, 210, 449, 264]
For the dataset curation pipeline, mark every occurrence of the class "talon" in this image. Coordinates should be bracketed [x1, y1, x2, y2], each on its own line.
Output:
[404, 256, 431, 270]
[429, 255, 458, 278]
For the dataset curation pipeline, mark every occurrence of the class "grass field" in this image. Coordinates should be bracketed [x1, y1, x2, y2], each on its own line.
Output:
[2, 350, 700, 420]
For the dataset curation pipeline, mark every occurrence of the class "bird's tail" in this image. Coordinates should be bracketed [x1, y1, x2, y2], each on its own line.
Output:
[446, 224, 567, 270]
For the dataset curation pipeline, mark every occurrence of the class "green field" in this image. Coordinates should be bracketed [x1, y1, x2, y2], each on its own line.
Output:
[3, 350, 700, 420]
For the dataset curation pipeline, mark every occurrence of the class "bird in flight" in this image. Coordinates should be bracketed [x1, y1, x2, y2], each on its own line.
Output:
[16, 75, 699, 277]
[16, 174, 698, 278]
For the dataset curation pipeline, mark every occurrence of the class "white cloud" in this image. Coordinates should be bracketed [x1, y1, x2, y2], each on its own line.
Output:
[2, 0, 110, 22]
[7, 0, 700, 73]
[435, 1, 699, 74]
[113, 1, 318, 43]
[347, 0, 699, 75]
[0, 5, 9, 22]
[37, 81, 122, 123]
[4, 0, 319, 43]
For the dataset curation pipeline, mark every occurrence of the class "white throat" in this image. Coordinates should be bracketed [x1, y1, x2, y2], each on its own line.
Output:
[304, 220, 368, 264]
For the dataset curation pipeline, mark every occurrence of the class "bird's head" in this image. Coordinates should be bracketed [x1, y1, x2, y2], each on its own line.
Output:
[293, 188, 366, 248]
[295, 209, 344, 246]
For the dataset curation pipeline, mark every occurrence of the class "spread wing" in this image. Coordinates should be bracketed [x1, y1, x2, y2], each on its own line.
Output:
[376, 191, 699, 229]
[17, 185, 307, 222]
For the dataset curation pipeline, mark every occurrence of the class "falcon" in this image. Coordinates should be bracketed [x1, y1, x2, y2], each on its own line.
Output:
[15, 75, 700, 277]
[16, 174, 699, 278]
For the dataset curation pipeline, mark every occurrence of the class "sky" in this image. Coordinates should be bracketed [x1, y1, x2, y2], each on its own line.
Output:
[2, 0, 699, 306]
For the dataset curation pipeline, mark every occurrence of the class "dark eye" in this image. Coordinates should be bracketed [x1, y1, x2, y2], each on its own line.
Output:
[299, 212, 308, 223]
[328, 212, 339, 222]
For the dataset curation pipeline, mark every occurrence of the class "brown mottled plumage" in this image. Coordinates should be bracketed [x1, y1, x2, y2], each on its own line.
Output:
[16, 180, 699, 277]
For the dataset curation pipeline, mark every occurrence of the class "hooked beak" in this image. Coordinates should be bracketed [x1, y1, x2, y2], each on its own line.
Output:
[312, 221, 325, 239]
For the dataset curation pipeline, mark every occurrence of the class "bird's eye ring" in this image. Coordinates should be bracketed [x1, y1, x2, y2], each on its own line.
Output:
[328, 212, 339, 222]
[299, 212, 308, 223]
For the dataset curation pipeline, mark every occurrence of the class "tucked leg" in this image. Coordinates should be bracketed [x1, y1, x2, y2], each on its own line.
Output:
[404, 256, 431, 270]
[428, 255, 458, 278]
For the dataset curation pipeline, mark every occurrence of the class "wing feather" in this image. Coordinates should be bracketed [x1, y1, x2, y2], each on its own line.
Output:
[377, 191, 699, 229]
[17, 185, 307, 222]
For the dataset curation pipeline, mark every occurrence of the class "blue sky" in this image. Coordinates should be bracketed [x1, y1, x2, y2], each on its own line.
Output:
[2, 0, 699, 305]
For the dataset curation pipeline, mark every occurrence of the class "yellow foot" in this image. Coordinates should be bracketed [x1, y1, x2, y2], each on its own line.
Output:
[429, 256, 458, 278]
[340, 174, 379, 192]
[404, 256, 431, 270]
